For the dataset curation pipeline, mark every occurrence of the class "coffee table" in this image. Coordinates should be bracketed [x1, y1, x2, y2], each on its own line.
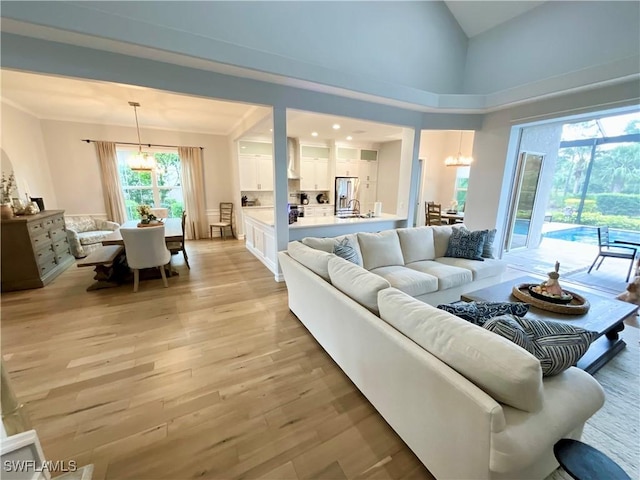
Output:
[554, 438, 631, 479]
[461, 275, 638, 374]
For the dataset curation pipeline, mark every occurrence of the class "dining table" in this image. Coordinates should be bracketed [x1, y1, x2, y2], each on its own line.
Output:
[101, 218, 183, 245]
[440, 211, 465, 224]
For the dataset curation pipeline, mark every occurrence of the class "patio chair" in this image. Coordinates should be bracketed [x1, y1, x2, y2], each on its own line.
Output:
[587, 227, 638, 282]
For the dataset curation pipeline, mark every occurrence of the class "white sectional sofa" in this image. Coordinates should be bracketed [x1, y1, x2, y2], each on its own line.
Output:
[278, 225, 605, 480]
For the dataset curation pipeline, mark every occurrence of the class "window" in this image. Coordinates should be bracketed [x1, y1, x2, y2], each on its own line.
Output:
[117, 148, 184, 220]
[454, 166, 470, 209]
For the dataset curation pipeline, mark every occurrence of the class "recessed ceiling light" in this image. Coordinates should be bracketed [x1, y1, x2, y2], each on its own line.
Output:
[311, 132, 318, 137]
[346, 136, 353, 141]
[241, 146, 246, 149]
[332, 124, 341, 130]
[269, 128, 273, 132]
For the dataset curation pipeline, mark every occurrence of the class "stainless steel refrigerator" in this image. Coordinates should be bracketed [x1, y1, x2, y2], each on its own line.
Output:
[335, 177, 360, 216]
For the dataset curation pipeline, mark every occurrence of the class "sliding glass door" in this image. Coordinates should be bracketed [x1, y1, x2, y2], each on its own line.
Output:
[504, 152, 545, 251]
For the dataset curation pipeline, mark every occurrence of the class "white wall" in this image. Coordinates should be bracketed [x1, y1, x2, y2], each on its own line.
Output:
[39, 120, 232, 217]
[377, 140, 402, 214]
[0, 102, 57, 207]
[464, 1, 640, 94]
[2, 2, 468, 95]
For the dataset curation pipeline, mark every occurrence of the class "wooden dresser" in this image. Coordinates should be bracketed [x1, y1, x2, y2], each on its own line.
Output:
[1, 210, 75, 292]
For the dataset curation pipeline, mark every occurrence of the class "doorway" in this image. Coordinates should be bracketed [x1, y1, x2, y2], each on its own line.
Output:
[504, 152, 545, 251]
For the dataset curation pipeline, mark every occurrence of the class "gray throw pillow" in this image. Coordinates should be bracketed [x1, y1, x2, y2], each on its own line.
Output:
[482, 229, 497, 259]
[333, 237, 361, 265]
[483, 315, 598, 376]
[445, 228, 486, 261]
[437, 301, 529, 326]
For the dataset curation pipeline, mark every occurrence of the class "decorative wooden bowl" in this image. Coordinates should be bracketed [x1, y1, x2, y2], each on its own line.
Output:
[136, 221, 163, 228]
[512, 283, 590, 315]
[528, 285, 573, 304]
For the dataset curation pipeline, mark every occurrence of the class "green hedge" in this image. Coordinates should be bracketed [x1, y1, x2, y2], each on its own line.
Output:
[562, 212, 640, 230]
[595, 194, 640, 217]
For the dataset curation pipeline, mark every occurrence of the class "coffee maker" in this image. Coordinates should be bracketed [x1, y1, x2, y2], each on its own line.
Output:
[300, 192, 309, 205]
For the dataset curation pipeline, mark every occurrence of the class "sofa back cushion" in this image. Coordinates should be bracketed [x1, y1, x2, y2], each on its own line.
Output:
[378, 288, 544, 412]
[328, 256, 391, 314]
[287, 241, 333, 282]
[302, 234, 363, 267]
[431, 225, 455, 258]
[396, 227, 436, 264]
[65, 216, 97, 233]
[357, 230, 404, 270]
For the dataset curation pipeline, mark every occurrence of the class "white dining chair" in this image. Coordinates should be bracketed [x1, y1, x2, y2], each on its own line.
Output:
[120, 226, 171, 292]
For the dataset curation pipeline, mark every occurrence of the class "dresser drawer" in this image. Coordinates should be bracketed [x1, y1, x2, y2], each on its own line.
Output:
[34, 243, 55, 261]
[31, 231, 52, 251]
[37, 252, 57, 277]
[55, 251, 72, 265]
[51, 237, 70, 253]
[28, 221, 45, 235]
[49, 227, 67, 242]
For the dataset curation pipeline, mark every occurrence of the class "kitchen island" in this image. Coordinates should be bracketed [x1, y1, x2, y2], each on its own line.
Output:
[243, 208, 406, 280]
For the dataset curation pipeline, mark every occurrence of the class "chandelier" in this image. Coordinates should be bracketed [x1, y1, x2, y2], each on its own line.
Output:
[445, 131, 474, 167]
[128, 101, 155, 172]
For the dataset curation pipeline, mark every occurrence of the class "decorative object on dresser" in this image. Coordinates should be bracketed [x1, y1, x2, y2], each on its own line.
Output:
[1, 210, 75, 291]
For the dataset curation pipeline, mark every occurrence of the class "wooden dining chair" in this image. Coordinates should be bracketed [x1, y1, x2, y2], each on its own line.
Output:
[167, 211, 190, 269]
[120, 225, 171, 292]
[209, 202, 234, 240]
[426, 202, 445, 226]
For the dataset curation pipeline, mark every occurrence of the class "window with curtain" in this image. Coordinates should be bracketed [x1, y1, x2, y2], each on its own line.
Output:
[454, 166, 470, 209]
[116, 148, 184, 220]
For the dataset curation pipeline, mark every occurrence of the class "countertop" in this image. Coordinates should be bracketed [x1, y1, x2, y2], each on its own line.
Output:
[243, 208, 403, 229]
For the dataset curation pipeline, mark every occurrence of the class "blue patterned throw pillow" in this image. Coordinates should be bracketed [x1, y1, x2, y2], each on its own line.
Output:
[483, 315, 598, 376]
[482, 229, 497, 259]
[333, 237, 361, 265]
[445, 228, 486, 261]
[437, 301, 529, 326]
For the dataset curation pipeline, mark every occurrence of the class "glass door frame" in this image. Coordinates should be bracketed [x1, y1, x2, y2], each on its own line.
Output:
[503, 151, 546, 252]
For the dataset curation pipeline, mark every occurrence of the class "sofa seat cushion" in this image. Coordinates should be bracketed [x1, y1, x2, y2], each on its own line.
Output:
[435, 257, 506, 280]
[77, 230, 115, 245]
[491, 367, 604, 473]
[357, 230, 404, 270]
[370, 266, 438, 297]
[405, 260, 472, 291]
[378, 288, 543, 412]
[302, 234, 363, 267]
[288, 241, 333, 282]
[396, 227, 435, 264]
[328, 256, 390, 314]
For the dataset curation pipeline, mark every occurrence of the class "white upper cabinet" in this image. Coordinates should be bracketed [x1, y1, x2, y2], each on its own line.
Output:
[358, 149, 378, 182]
[238, 141, 273, 191]
[336, 147, 359, 177]
[300, 145, 330, 191]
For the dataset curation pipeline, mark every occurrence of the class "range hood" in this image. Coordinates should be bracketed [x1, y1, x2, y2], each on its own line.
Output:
[287, 137, 300, 179]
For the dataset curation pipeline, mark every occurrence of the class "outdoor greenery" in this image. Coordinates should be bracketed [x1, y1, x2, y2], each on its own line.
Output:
[119, 150, 184, 220]
[547, 117, 639, 231]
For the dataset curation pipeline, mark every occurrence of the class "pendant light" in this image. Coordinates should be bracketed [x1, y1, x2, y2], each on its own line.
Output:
[445, 131, 473, 167]
[128, 101, 155, 172]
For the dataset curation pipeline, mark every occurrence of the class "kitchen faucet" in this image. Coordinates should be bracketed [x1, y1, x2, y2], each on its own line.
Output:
[347, 199, 361, 215]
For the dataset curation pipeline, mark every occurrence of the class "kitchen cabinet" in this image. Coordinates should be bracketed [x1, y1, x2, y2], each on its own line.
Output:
[300, 157, 330, 191]
[359, 181, 378, 214]
[300, 146, 330, 191]
[239, 154, 273, 191]
[336, 147, 359, 177]
[303, 205, 333, 217]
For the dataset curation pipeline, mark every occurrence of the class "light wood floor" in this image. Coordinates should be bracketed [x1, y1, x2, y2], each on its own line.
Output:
[1, 240, 433, 480]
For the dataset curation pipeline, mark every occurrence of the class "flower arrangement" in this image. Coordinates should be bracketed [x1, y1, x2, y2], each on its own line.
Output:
[136, 204, 158, 224]
[1, 172, 16, 204]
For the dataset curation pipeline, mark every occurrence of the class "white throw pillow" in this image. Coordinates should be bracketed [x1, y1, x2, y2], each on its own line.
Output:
[396, 227, 436, 264]
[357, 230, 405, 271]
[287, 241, 333, 282]
[328, 256, 391, 314]
[301, 237, 336, 253]
[378, 288, 544, 413]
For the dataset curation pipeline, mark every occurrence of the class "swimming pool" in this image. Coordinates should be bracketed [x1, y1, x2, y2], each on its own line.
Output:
[543, 226, 640, 245]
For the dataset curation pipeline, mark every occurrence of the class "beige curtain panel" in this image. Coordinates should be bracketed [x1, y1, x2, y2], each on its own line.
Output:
[95, 141, 127, 225]
[178, 146, 207, 240]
